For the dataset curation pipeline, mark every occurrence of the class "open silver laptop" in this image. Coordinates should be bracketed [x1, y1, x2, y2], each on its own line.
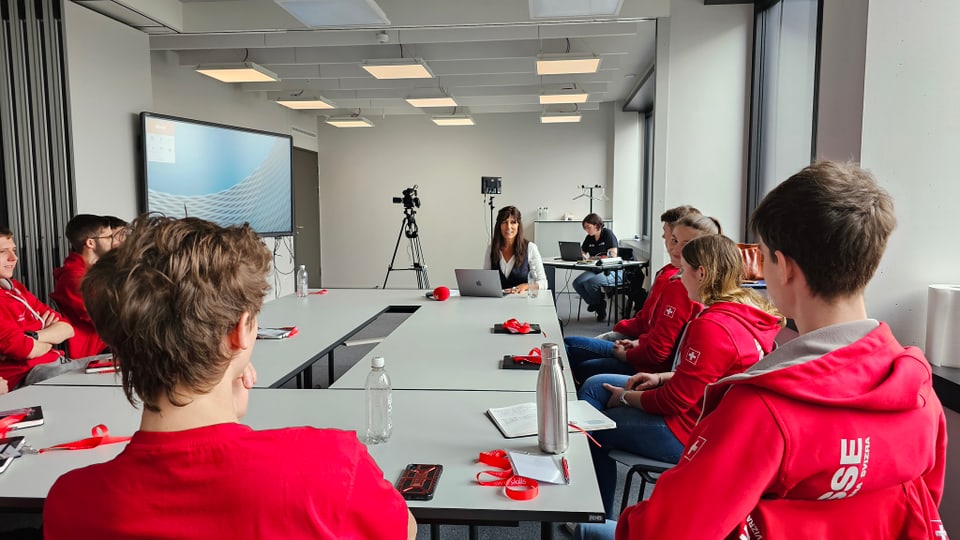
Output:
[455, 269, 504, 297]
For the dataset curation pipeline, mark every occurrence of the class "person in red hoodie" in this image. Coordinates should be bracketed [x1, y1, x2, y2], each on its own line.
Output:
[50, 214, 115, 358]
[613, 161, 948, 539]
[565, 213, 720, 383]
[593, 205, 701, 342]
[0, 226, 75, 388]
[579, 234, 783, 519]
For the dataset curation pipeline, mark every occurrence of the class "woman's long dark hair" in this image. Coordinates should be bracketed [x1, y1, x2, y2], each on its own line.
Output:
[490, 206, 528, 269]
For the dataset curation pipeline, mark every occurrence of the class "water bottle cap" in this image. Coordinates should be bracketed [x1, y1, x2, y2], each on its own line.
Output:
[371, 356, 385, 368]
[299, 265, 306, 270]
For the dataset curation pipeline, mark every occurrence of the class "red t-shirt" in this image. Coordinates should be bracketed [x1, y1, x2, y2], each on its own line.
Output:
[44, 423, 411, 540]
[50, 252, 106, 359]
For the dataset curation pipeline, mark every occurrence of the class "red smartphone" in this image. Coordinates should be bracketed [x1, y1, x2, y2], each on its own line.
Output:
[396, 463, 443, 501]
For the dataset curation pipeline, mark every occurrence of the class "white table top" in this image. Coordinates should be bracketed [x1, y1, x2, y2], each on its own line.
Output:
[331, 292, 576, 393]
[0, 386, 604, 523]
[37, 288, 433, 389]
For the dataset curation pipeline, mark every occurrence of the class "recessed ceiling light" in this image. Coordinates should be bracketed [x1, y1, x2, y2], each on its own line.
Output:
[362, 58, 434, 79]
[195, 62, 279, 83]
[406, 96, 458, 108]
[536, 54, 601, 75]
[540, 112, 582, 124]
[274, 0, 391, 27]
[276, 97, 336, 110]
[431, 114, 475, 126]
[326, 116, 375, 128]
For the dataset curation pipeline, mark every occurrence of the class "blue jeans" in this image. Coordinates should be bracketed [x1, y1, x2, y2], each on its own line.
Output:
[564, 336, 636, 384]
[576, 520, 618, 540]
[573, 270, 620, 307]
[579, 374, 684, 518]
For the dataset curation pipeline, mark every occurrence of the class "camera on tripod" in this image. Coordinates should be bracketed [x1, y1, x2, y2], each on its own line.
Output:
[392, 185, 421, 210]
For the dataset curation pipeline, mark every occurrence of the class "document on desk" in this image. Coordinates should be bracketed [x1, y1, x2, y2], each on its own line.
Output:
[486, 401, 616, 439]
[507, 451, 568, 484]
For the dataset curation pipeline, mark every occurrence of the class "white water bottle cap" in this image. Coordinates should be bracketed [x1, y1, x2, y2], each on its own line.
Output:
[371, 356, 385, 368]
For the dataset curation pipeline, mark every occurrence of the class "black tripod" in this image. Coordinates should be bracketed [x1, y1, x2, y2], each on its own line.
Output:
[487, 194, 497, 235]
[383, 207, 430, 289]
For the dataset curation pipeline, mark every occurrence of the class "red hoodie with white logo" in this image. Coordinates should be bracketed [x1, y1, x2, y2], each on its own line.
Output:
[617, 320, 948, 540]
[621, 276, 703, 373]
[614, 263, 679, 338]
[638, 300, 781, 445]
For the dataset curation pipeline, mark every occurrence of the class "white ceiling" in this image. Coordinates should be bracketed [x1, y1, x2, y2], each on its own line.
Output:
[72, 0, 663, 118]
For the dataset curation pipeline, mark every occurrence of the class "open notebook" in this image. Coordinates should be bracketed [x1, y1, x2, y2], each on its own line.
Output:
[486, 400, 616, 439]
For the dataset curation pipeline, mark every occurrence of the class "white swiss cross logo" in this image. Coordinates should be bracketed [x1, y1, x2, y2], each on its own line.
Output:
[934, 521, 948, 539]
[684, 436, 707, 461]
[663, 305, 677, 318]
[685, 348, 701, 365]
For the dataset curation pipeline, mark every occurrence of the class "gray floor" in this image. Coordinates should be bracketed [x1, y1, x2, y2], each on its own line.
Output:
[0, 293, 640, 538]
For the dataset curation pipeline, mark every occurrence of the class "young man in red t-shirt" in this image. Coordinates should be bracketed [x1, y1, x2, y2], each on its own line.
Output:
[44, 215, 416, 540]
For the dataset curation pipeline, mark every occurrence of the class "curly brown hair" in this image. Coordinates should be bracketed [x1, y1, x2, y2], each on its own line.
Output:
[82, 214, 271, 411]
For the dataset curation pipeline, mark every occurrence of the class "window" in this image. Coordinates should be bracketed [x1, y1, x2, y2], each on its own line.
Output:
[745, 0, 820, 238]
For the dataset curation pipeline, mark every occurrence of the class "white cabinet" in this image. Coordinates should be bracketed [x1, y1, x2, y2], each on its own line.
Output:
[533, 220, 612, 258]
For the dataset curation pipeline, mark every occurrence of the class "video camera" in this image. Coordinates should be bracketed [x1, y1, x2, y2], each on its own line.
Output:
[392, 185, 421, 210]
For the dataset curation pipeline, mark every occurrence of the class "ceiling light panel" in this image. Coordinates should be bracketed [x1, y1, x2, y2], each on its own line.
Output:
[195, 63, 279, 83]
[530, 0, 623, 18]
[536, 55, 601, 75]
[406, 97, 458, 108]
[276, 97, 336, 110]
[431, 115, 475, 126]
[540, 112, 582, 124]
[326, 116, 375, 128]
[362, 58, 434, 79]
[539, 91, 589, 104]
[274, 0, 391, 27]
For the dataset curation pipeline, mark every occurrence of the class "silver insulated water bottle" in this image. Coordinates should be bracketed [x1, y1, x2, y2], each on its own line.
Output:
[537, 343, 569, 454]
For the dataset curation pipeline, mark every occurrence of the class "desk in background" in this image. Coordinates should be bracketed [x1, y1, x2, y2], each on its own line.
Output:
[542, 258, 649, 323]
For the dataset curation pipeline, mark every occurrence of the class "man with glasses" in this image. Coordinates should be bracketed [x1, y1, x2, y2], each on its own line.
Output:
[51, 214, 115, 358]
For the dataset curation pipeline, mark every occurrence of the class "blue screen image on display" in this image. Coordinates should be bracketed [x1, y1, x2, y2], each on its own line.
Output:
[140, 112, 293, 236]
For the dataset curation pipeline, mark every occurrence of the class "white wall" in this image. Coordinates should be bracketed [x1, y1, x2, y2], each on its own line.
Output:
[316, 108, 613, 288]
[64, 2, 152, 218]
[815, 0, 867, 163]
[63, 6, 321, 299]
[651, 0, 753, 268]
[860, 0, 960, 347]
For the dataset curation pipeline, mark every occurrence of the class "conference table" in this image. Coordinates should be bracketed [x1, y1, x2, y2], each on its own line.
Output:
[0, 386, 604, 533]
[38, 289, 573, 393]
[9, 289, 604, 538]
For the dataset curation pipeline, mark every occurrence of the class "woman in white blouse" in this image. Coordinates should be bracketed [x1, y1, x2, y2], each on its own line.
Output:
[483, 206, 548, 295]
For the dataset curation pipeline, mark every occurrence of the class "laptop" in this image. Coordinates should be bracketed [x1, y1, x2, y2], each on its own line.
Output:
[558, 241, 584, 261]
[455, 269, 504, 298]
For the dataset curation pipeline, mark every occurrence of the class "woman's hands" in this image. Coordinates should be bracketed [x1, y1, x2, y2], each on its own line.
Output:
[612, 339, 637, 361]
[603, 372, 664, 408]
[504, 283, 529, 295]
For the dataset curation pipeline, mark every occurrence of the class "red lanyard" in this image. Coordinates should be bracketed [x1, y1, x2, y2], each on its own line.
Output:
[39, 424, 130, 452]
[0, 413, 27, 438]
[476, 450, 539, 501]
[512, 347, 542, 365]
[502, 318, 533, 334]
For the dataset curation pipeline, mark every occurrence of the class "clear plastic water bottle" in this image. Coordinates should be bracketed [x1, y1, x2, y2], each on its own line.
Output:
[295, 265, 308, 297]
[537, 343, 568, 454]
[365, 356, 392, 444]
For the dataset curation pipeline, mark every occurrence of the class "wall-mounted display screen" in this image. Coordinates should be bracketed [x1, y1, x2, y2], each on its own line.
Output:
[139, 112, 293, 236]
